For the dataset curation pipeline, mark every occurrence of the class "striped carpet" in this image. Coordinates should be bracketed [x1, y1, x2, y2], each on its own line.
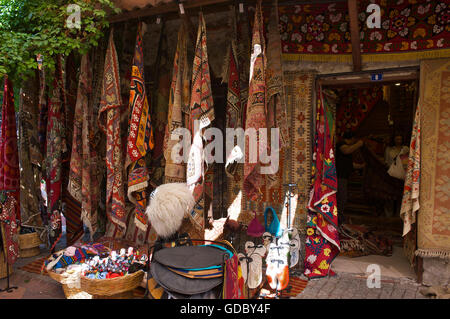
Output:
[19, 257, 48, 276]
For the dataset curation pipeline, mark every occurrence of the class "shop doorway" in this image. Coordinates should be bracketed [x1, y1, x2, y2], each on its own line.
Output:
[318, 67, 420, 280]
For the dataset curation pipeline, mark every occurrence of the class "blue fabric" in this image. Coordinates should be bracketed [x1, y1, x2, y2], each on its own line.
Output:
[264, 206, 283, 237]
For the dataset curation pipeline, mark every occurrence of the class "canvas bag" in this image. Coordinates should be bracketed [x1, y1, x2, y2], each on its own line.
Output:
[264, 206, 283, 237]
[247, 211, 265, 237]
[388, 154, 406, 180]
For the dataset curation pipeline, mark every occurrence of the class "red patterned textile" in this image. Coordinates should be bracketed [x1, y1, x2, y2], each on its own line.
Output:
[68, 54, 99, 237]
[244, 0, 268, 201]
[0, 77, 20, 209]
[186, 12, 215, 232]
[279, 0, 450, 61]
[304, 87, 340, 279]
[126, 22, 154, 233]
[335, 86, 383, 137]
[99, 30, 128, 233]
[46, 58, 65, 248]
[0, 196, 19, 264]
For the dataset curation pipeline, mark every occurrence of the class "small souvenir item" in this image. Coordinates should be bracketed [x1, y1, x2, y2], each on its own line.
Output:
[120, 248, 126, 257]
[111, 251, 117, 261]
[127, 247, 134, 256]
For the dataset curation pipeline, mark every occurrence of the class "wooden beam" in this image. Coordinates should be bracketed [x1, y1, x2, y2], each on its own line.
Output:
[109, 0, 230, 23]
[110, 0, 348, 23]
[347, 0, 362, 72]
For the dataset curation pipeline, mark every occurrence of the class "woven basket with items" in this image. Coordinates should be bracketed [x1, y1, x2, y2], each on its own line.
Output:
[46, 243, 147, 299]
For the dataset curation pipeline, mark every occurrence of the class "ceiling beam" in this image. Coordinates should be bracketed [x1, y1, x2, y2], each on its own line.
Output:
[109, 0, 348, 23]
[347, 0, 362, 72]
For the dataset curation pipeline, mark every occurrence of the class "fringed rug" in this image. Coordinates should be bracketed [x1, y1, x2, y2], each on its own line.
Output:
[417, 58, 450, 260]
[19, 257, 48, 276]
[226, 71, 314, 233]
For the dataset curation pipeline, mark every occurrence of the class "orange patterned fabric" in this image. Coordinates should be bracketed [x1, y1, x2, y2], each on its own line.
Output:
[244, 0, 268, 201]
[99, 30, 128, 232]
[126, 22, 154, 233]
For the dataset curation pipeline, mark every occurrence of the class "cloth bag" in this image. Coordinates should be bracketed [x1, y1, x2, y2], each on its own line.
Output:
[247, 211, 265, 237]
[264, 206, 283, 237]
[388, 155, 406, 180]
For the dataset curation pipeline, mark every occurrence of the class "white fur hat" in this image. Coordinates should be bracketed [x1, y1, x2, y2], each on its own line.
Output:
[145, 183, 195, 238]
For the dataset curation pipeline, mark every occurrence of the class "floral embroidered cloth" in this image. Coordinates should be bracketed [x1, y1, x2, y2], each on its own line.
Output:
[126, 22, 154, 233]
[279, 0, 450, 62]
[304, 87, 340, 279]
[400, 102, 421, 237]
[99, 30, 128, 232]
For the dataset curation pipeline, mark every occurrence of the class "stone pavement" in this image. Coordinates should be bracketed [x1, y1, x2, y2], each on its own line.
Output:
[293, 272, 429, 299]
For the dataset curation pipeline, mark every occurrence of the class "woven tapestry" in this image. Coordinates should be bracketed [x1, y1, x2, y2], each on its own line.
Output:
[417, 58, 450, 260]
[244, 0, 268, 202]
[335, 86, 383, 137]
[304, 87, 340, 279]
[126, 22, 154, 233]
[46, 58, 65, 249]
[164, 21, 189, 184]
[98, 30, 128, 232]
[68, 53, 99, 238]
[278, 0, 450, 62]
[227, 71, 314, 233]
[186, 12, 215, 234]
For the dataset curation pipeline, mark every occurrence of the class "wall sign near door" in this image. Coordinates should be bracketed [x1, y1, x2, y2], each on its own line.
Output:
[371, 74, 383, 81]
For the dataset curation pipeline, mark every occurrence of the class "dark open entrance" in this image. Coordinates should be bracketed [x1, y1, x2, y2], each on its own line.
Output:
[319, 67, 420, 280]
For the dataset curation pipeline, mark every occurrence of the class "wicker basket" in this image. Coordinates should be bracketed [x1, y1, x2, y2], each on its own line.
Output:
[46, 268, 90, 299]
[0, 250, 13, 279]
[80, 270, 145, 299]
[18, 232, 42, 258]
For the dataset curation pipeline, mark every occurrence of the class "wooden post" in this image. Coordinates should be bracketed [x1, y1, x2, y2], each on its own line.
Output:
[348, 0, 362, 72]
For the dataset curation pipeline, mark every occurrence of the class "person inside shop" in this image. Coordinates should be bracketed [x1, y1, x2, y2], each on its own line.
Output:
[383, 133, 409, 217]
[384, 133, 409, 169]
[336, 130, 365, 225]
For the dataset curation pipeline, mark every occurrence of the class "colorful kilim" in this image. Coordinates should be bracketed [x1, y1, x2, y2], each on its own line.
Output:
[99, 30, 128, 232]
[244, 0, 268, 201]
[223, 6, 250, 177]
[226, 71, 314, 234]
[304, 87, 340, 279]
[68, 53, 99, 237]
[416, 58, 450, 260]
[335, 86, 383, 137]
[279, 0, 450, 62]
[186, 12, 215, 233]
[164, 22, 189, 184]
[266, 0, 289, 149]
[0, 77, 20, 212]
[46, 57, 65, 248]
[126, 22, 154, 233]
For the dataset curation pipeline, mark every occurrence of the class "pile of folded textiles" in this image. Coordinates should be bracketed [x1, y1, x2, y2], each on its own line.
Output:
[46, 243, 147, 279]
[82, 248, 147, 279]
[339, 224, 393, 257]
